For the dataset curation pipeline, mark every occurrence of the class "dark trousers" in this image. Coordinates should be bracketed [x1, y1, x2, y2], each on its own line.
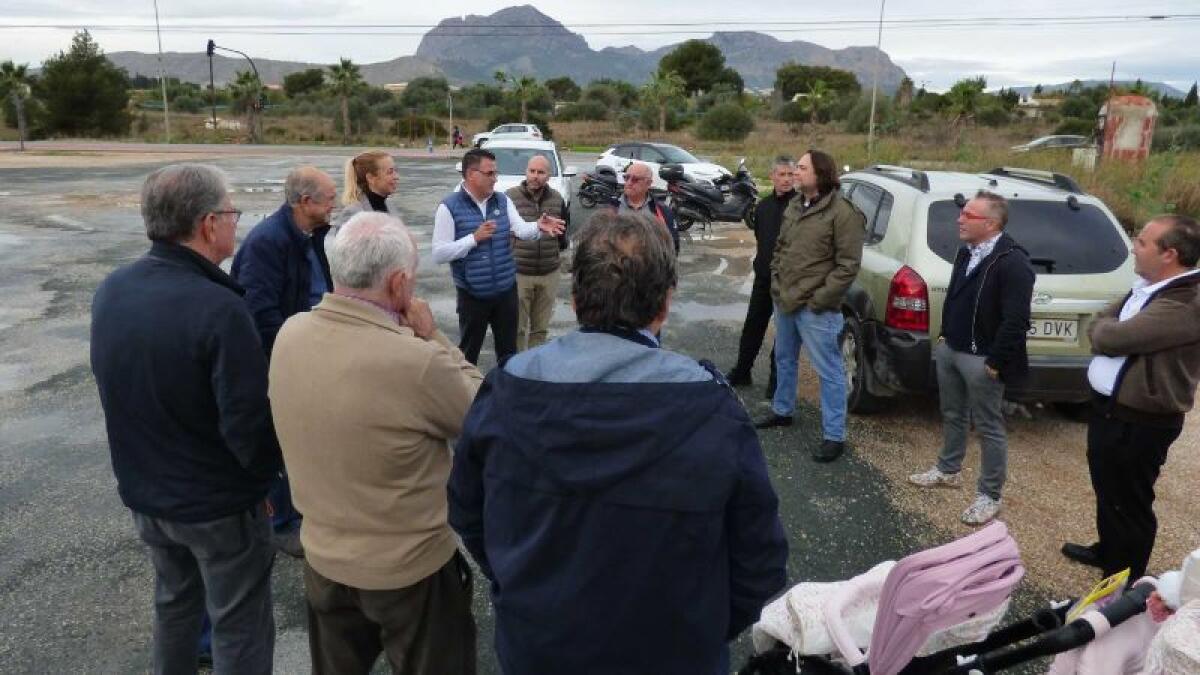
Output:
[132, 503, 276, 675]
[1086, 407, 1180, 579]
[304, 554, 476, 675]
[457, 285, 518, 365]
[733, 270, 776, 383]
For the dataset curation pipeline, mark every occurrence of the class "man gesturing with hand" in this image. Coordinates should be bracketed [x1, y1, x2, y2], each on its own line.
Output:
[433, 148, 565, 364]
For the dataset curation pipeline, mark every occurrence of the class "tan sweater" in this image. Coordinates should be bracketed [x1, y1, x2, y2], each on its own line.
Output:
[269, 294, 483, 590]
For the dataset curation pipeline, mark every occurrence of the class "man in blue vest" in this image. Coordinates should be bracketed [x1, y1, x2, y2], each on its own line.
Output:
[433, 148, 565, 365]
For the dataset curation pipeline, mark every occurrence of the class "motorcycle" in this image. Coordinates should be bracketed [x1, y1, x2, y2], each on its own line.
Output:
[659, 158, 758, 232]
[576, 165, 623, 209]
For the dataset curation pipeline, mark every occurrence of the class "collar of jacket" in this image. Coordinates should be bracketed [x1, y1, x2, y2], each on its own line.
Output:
[148, 240, 244, 296]
[315, 293, 414, 337]
[275, 203, 309, 244]
[519, 180, 549, 204]
[773, 189, 797, 204]
[794, 189, 835, 218]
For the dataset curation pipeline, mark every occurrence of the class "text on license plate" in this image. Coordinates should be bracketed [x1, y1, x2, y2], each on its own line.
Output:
[1028, 319, 1078, 342]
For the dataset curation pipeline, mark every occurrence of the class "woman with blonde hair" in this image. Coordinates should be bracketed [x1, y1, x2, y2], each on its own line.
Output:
[334, 150, 400, 227]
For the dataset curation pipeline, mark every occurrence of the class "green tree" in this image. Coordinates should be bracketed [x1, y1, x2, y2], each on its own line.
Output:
[803, 79, 832, 124]
[1183, 82, 1198, 107]
[283, 68, 325, 98]
[945, 76, 987, 126]
[0, 61, 32, 150]
[657, 40, 727, 96]
[328, 58, 364, 145]
[545, 76, 581, 102]
[639, 70, 685, 132]
[713, 67, 744, 95]
[582, 79, 638, 109]
[400, 77, 450, 115]
[894, 77, 914, 108]
[696, 102, 755, 141]
[510, 77, 545, 123]
[35, 31, 131, 137]
[775, 63, 860, 101]
[228, 70, 264, 143]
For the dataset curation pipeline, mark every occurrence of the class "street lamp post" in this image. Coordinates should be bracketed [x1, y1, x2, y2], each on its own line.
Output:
[206, 40, 264, 141]
[866, 0, 887, 162]
[152, 0, 170, 143]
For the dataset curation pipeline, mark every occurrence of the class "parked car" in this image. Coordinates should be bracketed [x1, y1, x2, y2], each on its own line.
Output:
[461, 138, 576, 209]
[472, 123, 543, 148]
[1010, 135, 1092, 152]
[596, 142, 730, 191]
[836, 165, 1134, 413]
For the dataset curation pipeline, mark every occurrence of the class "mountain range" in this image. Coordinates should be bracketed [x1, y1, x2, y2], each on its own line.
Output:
[1007, 80, 1187, 98]
[107, 4, 907, 93]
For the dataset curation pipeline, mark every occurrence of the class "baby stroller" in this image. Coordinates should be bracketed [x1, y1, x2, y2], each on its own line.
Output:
[741, 521, 1159, 675]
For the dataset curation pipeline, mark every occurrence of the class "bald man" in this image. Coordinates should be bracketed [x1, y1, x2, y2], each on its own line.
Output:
[507, 154, 570, 351]
[616, 161, 679, 253]
[231, 164, 339, 557]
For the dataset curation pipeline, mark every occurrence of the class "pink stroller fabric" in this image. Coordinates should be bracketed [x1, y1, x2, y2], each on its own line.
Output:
[864, 521, 1025, 675]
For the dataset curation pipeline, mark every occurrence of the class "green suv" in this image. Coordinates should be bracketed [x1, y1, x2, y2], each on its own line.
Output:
[837, 165, 1134, 412]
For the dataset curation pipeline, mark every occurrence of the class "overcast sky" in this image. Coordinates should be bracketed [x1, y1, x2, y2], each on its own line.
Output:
[2, 0, 1197, 91]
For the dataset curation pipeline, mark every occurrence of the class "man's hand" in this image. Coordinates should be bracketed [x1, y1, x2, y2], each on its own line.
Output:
[473, 220, 496, 243]
[402, 298, 436, 340]
[537, 213, 566, 236]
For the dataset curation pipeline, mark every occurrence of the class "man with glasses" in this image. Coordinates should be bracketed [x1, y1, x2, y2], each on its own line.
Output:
[433, 148, 565, 365]
[616, 161, 679, 253]
[909, 190, 1034, 526]
[91, 164, 280, 674]
[231, 165, 339, 559]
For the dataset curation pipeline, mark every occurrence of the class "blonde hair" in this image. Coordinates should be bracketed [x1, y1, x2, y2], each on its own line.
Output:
[342, 151, 392, 206]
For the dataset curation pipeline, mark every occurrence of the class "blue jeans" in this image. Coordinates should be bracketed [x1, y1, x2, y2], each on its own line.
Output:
[772, 307, 847, 441]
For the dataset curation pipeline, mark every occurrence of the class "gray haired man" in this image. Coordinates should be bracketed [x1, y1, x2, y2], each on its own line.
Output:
[909, 190, 1035, 525]
[91, 164, 280, 674]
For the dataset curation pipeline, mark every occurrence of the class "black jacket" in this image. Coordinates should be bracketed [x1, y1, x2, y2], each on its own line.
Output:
[750, 188, 796, 275]
[231, 204, 332, 357]
[941, 233, 1035, 383]
[91, 241, 281, 522]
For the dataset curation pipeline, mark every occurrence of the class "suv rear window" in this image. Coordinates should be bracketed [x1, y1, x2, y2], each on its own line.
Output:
[926, 200, 1127, 274]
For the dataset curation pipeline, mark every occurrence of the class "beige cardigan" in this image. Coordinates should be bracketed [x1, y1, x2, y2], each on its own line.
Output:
[269, 293, 482, 590]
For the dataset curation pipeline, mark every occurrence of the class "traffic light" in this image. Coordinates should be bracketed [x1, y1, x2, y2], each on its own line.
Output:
[206, 40, 215, 57]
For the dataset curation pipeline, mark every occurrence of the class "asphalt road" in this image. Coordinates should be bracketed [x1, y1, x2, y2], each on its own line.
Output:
[0, 153, 1051, 673]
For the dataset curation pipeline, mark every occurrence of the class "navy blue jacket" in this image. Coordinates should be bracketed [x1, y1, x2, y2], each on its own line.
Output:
[448, 330, 788, 675]
[91, 241, 281, 522]
[231, 204, 332, 356]
[608, 194, 680, 253]
[941, 232, 1035, 383]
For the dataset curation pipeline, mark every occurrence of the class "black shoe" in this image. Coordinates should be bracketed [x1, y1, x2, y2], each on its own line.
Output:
[726, 368, 752, 387]
[1061, 542, 1104, 569]
[754, 413, 793, 429]
[813, 440, 845, 463]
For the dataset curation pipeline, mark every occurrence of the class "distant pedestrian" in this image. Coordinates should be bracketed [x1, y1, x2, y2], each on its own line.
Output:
[755, 150, 864, 464]
[91, 164, 279, 674]
[1062, 215, 1200, 579]
[909, 190, 1035, 526]
[452, 125, 464, 149]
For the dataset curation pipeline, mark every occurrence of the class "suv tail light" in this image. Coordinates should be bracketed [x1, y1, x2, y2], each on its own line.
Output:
[885, 265, 929, 332]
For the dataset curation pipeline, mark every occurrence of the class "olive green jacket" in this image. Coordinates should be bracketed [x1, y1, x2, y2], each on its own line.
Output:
[770, 190, 866, 314]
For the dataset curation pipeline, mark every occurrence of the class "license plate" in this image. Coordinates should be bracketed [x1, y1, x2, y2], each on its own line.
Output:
[1028, 318, 1079, 343]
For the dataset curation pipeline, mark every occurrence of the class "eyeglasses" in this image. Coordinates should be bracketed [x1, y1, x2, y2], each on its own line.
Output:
[470, 169, 498, 178]
[624, 175, 649, 184]
[212, 209, 243, 224]
[959, 208, 990, 222]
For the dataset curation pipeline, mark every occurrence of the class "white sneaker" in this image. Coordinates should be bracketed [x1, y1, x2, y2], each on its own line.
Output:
[908, 467, 963, 489]
[961, 493, 1002, 526]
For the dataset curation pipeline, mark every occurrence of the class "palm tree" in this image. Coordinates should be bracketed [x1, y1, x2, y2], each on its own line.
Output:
[0, 60, 32, 151]
[511, 77, 545, 123]
[805, 79, 832, 125]
[228, 70, 264, 143]
[640, 71, 685, 132]
[328, 58, 364, 145]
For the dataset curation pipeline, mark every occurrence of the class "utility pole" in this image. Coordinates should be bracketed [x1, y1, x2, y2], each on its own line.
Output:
[866, 0, 887, 162]
[447, 90, 454, 146]
[207, 40, 217, 131]
[152, 0, 170, 143]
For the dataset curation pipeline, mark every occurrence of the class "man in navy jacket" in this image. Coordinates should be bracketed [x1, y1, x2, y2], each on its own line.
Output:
[91, 164, 280, 674]
[230, 166, 337, 556]
[448, 211, 788, 675]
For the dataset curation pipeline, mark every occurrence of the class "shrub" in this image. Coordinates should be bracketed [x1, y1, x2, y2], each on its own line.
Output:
[1152, 125, 1200, 152]
[172, 95, 203, 113]
[844, 96, 893, 134]
[555, 101, 608, 122]
[391, 115, 446, 140]
[1054, 117, 1094, 136]
[695, 102, 754, 141]
[976, 105, 1011, 128]
[776, 101, 807, 124]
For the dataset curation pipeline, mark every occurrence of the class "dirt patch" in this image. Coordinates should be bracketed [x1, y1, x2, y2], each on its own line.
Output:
[781, 351, 1200, 595]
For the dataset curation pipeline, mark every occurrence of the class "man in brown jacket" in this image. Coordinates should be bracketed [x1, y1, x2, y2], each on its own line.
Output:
[1062, 214, 1200, 580]
[507, 155, 569, 351]
[756, 150, 865, 463]
[269, 212, 482, 674]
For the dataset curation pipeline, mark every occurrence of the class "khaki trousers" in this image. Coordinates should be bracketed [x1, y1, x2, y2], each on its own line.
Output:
[516, 272, 559, 351]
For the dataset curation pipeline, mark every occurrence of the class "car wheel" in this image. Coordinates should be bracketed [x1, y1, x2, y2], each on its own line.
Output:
[676, 217, 694, 232]
[840, 313, 886, 414]
[744, 203, 757, 229]
[578, 192, 597, 209]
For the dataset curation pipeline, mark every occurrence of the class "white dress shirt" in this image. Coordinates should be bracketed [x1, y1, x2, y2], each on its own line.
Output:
[432, 183, 542, 264]
[965, 232, 1003, 276]
[1087, 269, 1200, 395]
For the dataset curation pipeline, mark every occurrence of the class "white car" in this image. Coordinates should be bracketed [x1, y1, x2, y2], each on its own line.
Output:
[472, 123, 543, 148]
[461, 138, 577, 208]
[596, 142, 731, 191]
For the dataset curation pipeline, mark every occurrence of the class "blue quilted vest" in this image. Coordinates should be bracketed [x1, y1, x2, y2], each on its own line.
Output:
[442, 189, 518, 299]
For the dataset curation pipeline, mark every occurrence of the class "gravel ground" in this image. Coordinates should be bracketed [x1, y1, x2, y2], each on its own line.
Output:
[2, 146, 1193, 674]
